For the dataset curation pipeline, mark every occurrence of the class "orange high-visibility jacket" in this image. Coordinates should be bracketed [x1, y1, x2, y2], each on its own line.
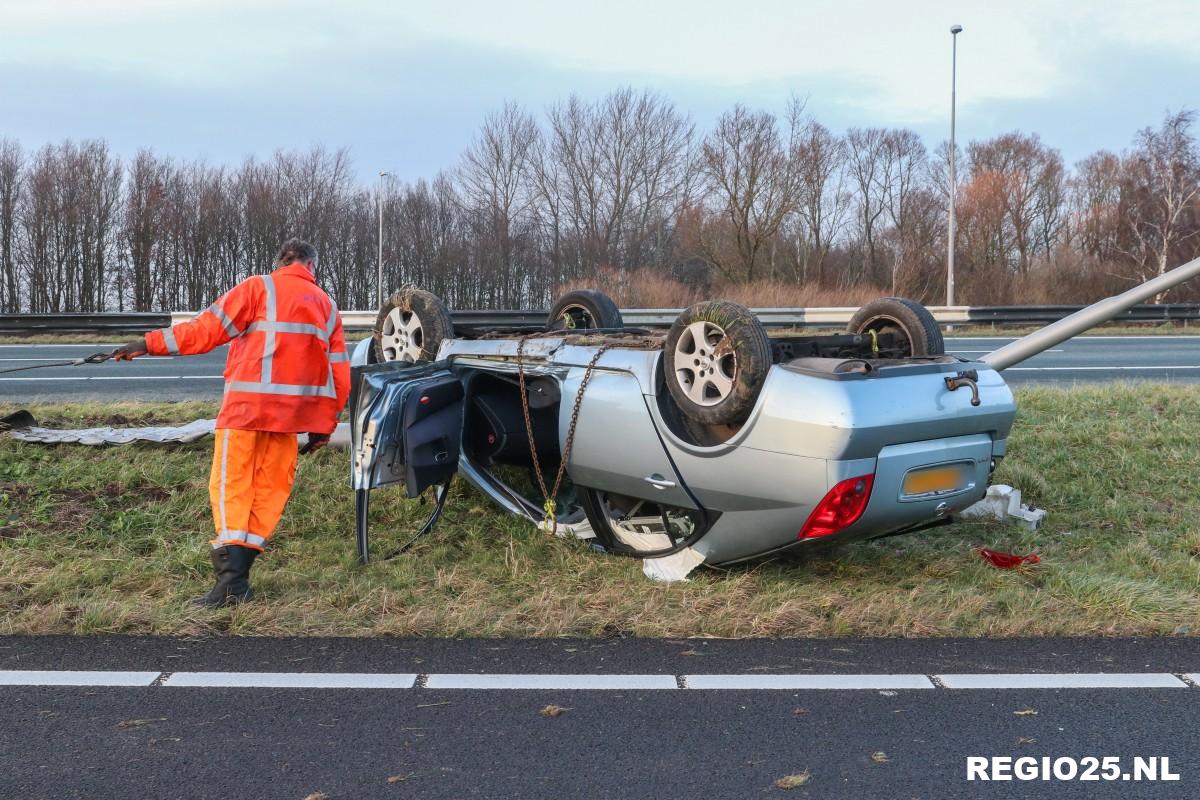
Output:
[146, 263, 350, 434]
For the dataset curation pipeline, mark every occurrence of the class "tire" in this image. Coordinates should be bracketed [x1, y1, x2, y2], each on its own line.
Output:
[546, 289, 623, 331]
[663, 300, 771, 426]
[846, 297, 944, 357]
[578, 486, 706, 557]
[373, 288, 455, 364]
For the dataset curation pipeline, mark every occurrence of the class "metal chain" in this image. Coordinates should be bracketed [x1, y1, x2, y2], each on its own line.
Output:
[516, 335, 613, 536]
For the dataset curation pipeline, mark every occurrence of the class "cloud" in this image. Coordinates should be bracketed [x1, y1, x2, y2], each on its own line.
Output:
[1, 0, 1196, 178]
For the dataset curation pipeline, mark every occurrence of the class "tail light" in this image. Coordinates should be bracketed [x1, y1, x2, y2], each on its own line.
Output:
[799, 474, 874, 539]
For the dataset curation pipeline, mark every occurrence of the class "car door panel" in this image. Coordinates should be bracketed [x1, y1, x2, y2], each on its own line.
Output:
[561, 369, 697, 509]
[351, 360, 463, 497]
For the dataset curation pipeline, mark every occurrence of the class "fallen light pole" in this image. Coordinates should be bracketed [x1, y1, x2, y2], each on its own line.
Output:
[981, 256, 1200, 371]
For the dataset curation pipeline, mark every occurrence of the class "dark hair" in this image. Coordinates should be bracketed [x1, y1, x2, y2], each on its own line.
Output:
[276, 238, 317, 267]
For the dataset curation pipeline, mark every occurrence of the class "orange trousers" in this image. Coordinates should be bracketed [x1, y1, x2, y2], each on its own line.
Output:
[208, 428, 298, 551]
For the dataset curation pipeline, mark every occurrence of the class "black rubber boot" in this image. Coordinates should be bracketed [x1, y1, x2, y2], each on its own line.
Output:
[192, 545, 258, 607]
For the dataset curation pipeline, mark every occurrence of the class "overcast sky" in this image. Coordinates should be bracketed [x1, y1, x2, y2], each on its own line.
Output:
[4, 0, 1197, 182]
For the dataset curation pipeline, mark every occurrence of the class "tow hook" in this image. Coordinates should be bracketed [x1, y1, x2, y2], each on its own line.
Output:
[945, 369, 981, 406]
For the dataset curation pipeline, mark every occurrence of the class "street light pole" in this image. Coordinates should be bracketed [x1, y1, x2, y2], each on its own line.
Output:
[377, 171, 390, 308]
[947, 24, 962, 306]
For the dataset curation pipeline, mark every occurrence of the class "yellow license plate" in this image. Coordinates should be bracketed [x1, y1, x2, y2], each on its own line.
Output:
[903, 465, 965, 497]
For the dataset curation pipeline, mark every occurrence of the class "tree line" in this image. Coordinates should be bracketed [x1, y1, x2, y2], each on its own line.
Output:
[1, 89, 1198, 314]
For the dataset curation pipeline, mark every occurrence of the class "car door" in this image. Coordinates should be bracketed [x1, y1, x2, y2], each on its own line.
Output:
[351, 360, 464, 497]
[561, 367, 698, 509]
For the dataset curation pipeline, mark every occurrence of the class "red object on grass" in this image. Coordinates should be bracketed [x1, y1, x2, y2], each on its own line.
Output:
[978, 548, 1040, 568]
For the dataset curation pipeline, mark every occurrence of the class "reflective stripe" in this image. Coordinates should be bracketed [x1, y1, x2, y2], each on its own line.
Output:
[225, 380, 337, 398]
[244, 321, 328, 340]
[161, 327, 180, 355]
[213, 529, 267, 548]
[328, 351, 349, 363]
[325, 298, 339, 339]
[218, 429, 230, 534]
[260, 275, 277, 383]
[207, 303, 241, 338]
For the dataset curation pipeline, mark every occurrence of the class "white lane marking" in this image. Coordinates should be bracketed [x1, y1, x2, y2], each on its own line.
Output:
[1004, 366, 1200, 372]
[937, 673, 1187, 689]
[0, 670, 161, 686]
[164, 672, 418, 689]
[0, 671, 1196, 690]
[0, 344, 126, 348]
[684, 674, 935, 690]
[0, 357, 168, 361]
[424, 674, 678, 690]
[0, 375, 222, 382]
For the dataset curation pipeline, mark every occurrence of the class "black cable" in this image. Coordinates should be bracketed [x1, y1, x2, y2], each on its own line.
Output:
[0, 351, 113, 375]
[0, 360, 79, 375]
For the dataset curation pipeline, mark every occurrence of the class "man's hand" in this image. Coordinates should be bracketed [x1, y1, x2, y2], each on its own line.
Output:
[300, 432, 331, 455]
[111, 337, 149, 361]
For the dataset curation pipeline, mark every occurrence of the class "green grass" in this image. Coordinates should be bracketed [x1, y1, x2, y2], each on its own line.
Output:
[2, 387, 1199, 638]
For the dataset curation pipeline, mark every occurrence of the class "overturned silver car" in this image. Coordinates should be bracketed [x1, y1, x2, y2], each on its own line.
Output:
[348, 287, 1016, 567]
[348, 256, 1200, 569]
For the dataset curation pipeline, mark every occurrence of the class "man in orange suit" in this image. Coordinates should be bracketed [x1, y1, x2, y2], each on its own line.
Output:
[113, 238, 350, 606]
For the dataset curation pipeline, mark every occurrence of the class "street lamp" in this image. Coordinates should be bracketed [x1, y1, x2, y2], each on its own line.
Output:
[947, 24, 963, 307]
[377, 171, 392, 308]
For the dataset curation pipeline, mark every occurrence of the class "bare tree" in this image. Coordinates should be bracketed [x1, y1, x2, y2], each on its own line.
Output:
[459, 102, 540, 301]
[0, 140, 21, 313]
[845, 127, 891, 285]
[880, 129, 928, 293]
[789, 120, 849, 285]
[1120, 110, 1200, 299]
[543, 89, 693, 275]
[967, 132, 1066, 274]
[699, 103, 800, 281]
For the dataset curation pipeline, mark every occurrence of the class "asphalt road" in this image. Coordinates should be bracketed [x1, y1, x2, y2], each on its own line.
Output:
[3, 336, 1200, 403]
[2, 636, 1198, 799]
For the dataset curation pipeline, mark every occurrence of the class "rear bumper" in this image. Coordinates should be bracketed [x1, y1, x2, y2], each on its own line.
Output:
[697, 432, 997, 566]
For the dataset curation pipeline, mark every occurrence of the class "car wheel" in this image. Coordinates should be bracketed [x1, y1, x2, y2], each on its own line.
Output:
[847, 297, 944, 357]
[663, 300, 770, 426]
[578, 487, 704, 557]
[547, 289, 623, 331]
[373, 288, 454, 363]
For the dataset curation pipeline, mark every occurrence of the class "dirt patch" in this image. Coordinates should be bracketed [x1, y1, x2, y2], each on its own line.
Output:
[0, 481, 175, 536]
[0, 483, 35, 501]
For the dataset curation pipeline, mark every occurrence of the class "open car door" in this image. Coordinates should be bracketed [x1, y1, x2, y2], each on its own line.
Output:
[350, 360, 464, 563]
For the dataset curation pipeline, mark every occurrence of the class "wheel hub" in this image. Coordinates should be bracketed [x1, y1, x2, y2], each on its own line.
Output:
[382, 308, 424, 363]
[675, 320, 736, 407]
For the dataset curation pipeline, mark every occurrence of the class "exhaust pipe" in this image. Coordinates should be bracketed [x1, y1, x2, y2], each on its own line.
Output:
[980, 256, 1200, 371]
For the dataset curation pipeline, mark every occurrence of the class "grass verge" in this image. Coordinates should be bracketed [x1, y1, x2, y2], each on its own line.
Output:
[1, 387, 1198, 638]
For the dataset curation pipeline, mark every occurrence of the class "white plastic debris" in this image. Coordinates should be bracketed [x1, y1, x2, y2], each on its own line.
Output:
[640, 547, 706, 583]
[10, 418, 216, 445]
[8, 420, 351, 448]
[960, 484, 1047, 530]
[539, 517, 597, 540]
[537, 514, 705, 582]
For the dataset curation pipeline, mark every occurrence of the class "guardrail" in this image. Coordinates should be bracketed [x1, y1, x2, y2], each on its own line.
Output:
[3, 304, 1198, 336]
